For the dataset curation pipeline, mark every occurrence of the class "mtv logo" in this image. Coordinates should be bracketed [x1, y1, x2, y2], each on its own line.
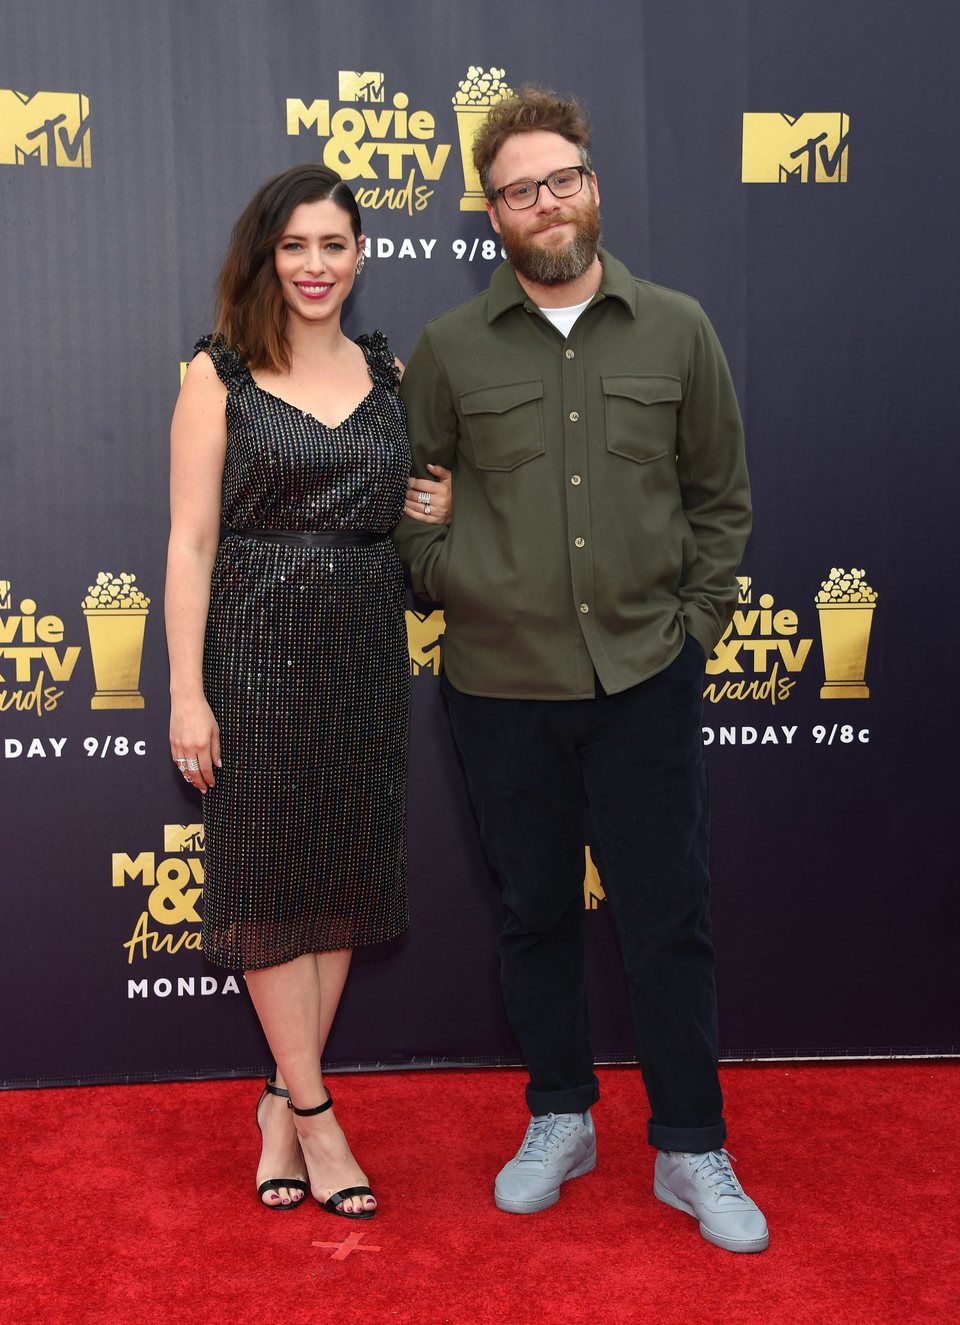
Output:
[0, 580, 10, 611]
[736, 576, 752, 604]
[338, 71, 384, 103]
[164, 823, 205, 853]
[741, 113, 848, 183]
[583, 845, 605, 910]
[0, 90, 91, 167]
[405, 609, 445, 676]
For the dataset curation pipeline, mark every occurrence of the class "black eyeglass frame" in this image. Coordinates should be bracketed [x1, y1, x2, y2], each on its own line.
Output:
[491, 165, 590, 211]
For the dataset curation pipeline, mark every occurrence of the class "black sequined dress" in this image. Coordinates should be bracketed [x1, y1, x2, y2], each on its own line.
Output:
[195, 331, 410, 970]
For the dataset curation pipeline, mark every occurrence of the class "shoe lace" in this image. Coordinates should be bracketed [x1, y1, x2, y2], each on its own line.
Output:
[684, 1149, 746, 1202]
[518, 1113, 579, 1163]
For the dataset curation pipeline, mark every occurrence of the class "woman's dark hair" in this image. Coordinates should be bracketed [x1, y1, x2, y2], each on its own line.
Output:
[213, 164, 363, 372]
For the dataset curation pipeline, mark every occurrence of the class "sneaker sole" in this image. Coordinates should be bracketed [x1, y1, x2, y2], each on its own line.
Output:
[653, 1180, 769, 1254]
[495, 1150, 597, 1214]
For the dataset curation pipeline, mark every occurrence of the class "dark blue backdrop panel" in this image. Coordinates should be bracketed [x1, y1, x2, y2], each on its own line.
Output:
[1, 0, 957, 1087]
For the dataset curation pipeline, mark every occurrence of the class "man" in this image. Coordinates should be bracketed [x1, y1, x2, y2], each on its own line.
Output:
[394, 87, 767, 1253]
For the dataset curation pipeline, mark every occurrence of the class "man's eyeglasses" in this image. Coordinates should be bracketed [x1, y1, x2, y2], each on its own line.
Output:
[492, 165, 589, 211]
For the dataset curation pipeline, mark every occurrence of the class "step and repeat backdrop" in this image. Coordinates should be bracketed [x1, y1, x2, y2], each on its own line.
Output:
[2, 1, 957, 1087]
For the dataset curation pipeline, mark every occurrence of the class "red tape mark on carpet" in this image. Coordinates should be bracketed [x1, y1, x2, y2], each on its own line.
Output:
[312, 1229, 381, 1261]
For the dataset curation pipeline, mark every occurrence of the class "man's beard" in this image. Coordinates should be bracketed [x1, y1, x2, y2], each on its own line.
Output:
[500, 200, 602, 286]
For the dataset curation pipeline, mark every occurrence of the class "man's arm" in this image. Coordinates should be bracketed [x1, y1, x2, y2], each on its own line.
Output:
[394, 327, 459, 601]
[675, 308, 752, 654]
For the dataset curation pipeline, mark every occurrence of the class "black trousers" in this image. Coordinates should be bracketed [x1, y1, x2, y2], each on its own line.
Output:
[442, 635, 726, 1153]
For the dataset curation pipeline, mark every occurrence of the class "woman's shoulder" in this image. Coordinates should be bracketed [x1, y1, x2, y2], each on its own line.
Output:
[356, 329, 401, 394]
[192, 333, 250, 390]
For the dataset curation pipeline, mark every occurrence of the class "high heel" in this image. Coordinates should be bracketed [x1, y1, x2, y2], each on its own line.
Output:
[288, 1092, 377, 1220]
[255, 1078, 308, 1210]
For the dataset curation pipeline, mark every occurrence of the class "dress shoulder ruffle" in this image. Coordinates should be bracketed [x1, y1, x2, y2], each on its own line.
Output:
[193, 334, 251, 391]
[356, 330, 401, 395]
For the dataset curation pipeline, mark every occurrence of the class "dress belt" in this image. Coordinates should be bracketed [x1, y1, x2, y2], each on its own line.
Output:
[225, 527, 389, 548]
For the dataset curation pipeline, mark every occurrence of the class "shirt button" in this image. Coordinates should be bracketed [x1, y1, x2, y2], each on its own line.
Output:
[565, 349, 575, 359]
[575, 537, 585, 548]
[579, 603, 590, 614]
[569, 410, 580, 422]
[570, 474, 582, 486]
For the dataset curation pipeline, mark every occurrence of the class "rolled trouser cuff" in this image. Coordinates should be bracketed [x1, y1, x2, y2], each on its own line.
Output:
[647, 1117, 727, 1153]
[526, 1076, 600, 1118]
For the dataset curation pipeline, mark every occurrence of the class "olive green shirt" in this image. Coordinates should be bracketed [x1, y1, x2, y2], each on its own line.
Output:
[393, 249, 751, 699]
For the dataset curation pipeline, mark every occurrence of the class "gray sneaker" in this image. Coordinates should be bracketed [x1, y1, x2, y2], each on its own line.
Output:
[494, 1111, 597, 1214]
[654, 1149, 769, 1253]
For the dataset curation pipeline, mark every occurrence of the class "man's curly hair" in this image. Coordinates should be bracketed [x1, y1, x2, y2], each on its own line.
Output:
[472, 86, 593, 199]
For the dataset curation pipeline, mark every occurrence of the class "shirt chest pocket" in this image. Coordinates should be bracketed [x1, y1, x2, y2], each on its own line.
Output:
[602, 374, 682, 463]
[459, 380, 545, 472]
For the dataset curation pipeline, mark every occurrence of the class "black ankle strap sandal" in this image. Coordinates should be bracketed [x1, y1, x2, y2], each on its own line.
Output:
[254, 1077, 308, 1211]
[287, 1090, 377, 1220]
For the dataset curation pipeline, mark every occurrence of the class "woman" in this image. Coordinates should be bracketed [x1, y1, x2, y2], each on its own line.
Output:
[164, 164, 449, 1218]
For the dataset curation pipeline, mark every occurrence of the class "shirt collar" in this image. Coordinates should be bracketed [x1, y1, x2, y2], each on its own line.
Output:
[486, 247, 638, 323]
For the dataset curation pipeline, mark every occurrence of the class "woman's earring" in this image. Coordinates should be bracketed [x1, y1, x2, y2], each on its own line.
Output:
[356, 254, 366, 275]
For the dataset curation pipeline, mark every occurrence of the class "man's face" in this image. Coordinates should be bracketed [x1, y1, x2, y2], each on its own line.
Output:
[485, 130, 601, 287]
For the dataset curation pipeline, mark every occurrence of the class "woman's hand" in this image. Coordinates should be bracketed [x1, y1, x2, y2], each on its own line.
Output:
[405, 464, 452, 524]
[170, 694, 221, 792]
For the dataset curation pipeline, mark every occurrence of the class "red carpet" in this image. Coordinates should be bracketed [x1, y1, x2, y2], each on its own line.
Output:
[1, 1063, 958, 1325]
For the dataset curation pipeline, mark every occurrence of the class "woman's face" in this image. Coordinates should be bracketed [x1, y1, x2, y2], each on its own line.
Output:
[273, 197, 364, 327]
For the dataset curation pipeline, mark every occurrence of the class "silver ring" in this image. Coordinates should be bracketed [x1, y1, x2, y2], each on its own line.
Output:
[184, 758, 200, 771]
[181, 771, 193, 781]
[424, 502, 431, 515]
[416, 489, 430, 505]
[175, 758, 188, 768]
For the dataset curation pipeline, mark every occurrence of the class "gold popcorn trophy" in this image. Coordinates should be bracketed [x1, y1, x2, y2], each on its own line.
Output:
[453, 67, 513, 211]
[815, 568, 877, 699]
[83, 571, 150, 709]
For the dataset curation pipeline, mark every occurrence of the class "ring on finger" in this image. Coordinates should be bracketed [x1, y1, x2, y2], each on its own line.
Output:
[416, 490, 430, 505]
[184, 758, 200, 770]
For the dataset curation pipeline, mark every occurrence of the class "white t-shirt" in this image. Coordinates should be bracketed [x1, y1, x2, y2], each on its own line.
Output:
[538, 297, 593, 339]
